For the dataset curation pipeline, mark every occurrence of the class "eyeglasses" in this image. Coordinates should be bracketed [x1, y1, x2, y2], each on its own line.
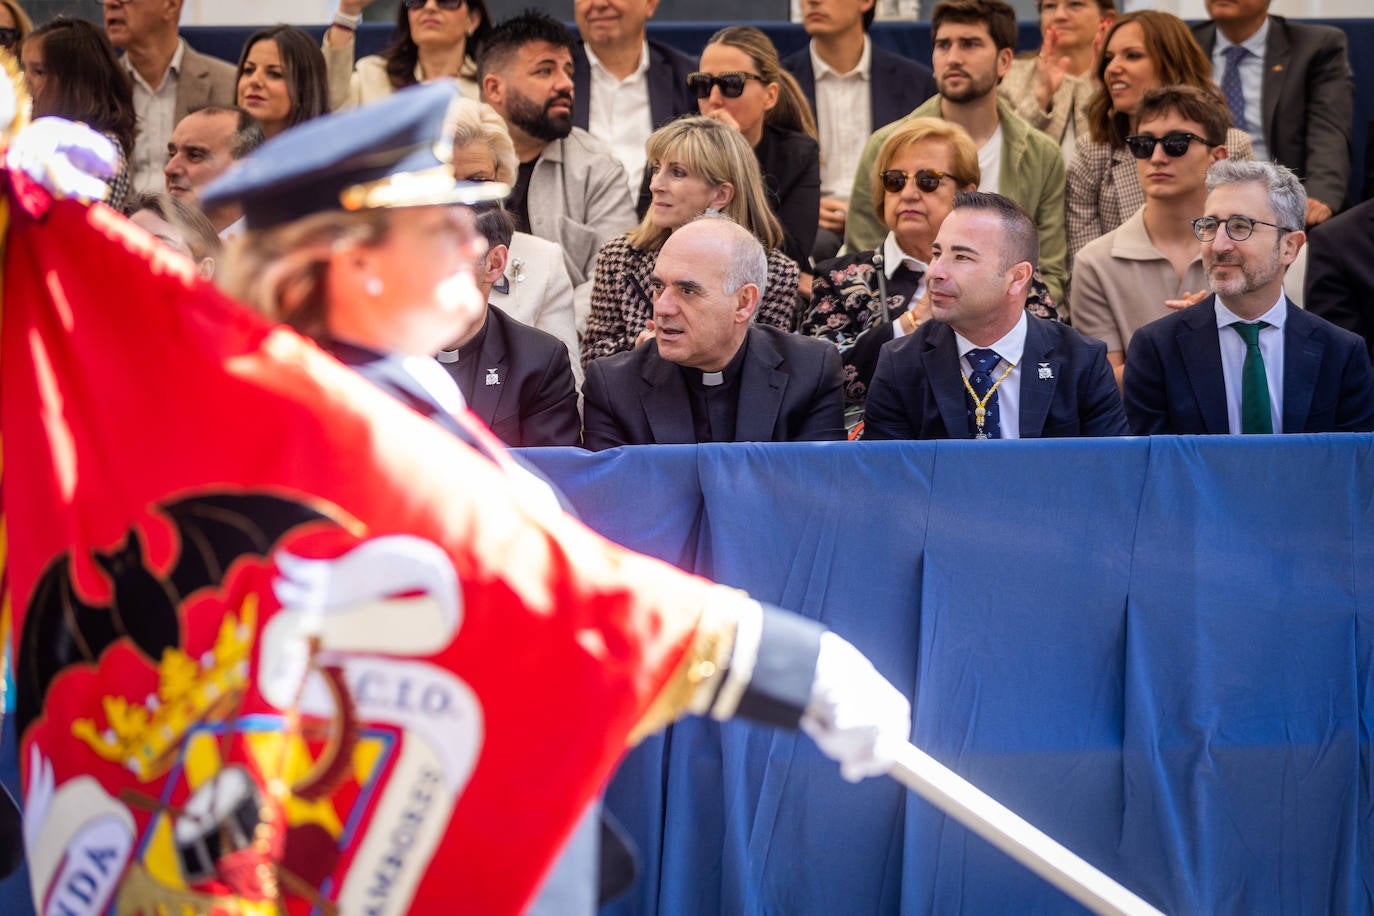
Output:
[880, 168, 956, 194]
[1191, 215, 1297, 242]
[686, 71, 767, 99]
[402, 0, 466, 10]
[1124, 132, 1214, 159]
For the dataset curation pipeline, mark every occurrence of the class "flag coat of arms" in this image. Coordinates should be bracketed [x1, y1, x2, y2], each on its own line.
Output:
[0, 170, 735, 914]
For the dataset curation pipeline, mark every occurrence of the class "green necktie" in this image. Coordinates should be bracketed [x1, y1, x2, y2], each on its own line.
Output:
[1230, 321, 1273, 434]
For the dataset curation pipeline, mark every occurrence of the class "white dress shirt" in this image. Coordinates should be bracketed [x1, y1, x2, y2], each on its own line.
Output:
[882, 232, 929, 341]
[1211, 17, 1270, 162]
[125, 39, 186, 195]
[810, 37, 872, 201]
[1214, 293, 1287, 434]
[954, 310, 1027, 439]
[584, 42, 654, 195]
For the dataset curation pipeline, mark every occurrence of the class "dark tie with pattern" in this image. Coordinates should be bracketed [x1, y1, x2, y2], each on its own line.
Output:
[1230, 321, 1273, 434]
[965, 348, 1003, 439]
[1221, 45, 1248, 132]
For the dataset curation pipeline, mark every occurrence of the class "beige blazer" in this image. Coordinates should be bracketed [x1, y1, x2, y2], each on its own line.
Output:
[492, 232, 583, 390]
[322, 34, 480, 111]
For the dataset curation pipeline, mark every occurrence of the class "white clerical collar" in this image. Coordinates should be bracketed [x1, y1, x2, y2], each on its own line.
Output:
[954, 310, 1028, 368]
[881, 231, 928, 280]
[585, 40, 651, 82]
[1214, 290, 1288, 331]
[809, 35, 871, 81]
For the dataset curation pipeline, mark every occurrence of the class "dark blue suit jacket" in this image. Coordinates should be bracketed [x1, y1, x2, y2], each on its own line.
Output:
[782, 42, 936, 134]
[572, 37, 698, 134]
[862, 316, 1128, 439]
[1122, 296, 1374, 435]
[582, 324, 845, 448]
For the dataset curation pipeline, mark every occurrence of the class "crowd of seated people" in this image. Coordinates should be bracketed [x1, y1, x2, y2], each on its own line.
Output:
[15, 0, 1374, 449]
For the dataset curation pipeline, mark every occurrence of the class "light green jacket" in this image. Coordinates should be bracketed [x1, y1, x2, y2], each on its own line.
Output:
[844, 95, 1068, 304]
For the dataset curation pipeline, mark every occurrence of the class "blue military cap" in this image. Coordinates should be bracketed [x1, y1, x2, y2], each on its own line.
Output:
[201, 80, 509, 230]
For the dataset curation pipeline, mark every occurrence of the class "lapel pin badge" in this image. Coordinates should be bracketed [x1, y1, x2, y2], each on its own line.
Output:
[485, 368, 501, 386]
[510, 257, 526, 283]
[1038, 362, 1054, 380]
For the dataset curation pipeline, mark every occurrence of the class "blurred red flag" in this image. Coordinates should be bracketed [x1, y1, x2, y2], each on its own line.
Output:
[1, 178, 711, 913]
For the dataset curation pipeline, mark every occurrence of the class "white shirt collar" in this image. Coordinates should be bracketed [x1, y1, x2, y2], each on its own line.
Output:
[881, 232, 928, 280]
[585, 40, 651, 81]
[809, 35, 871, 81]
[954, 310, 1029, 368]
[123, 37, 186, 87]
[1214, 15, 1269, 57]
[1214, 290, 1288, 330]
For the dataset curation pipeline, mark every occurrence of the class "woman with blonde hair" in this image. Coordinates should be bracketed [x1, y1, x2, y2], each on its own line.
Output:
[695, 26, 820, 271]
[804, 118, 1056, 411]
[0, 0, 34, 55]
[1066, 9, 1251, 263]
[582, 115, 800, 368]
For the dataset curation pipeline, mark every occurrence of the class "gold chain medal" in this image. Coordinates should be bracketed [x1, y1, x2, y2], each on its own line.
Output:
[961, 362, 1015, 439]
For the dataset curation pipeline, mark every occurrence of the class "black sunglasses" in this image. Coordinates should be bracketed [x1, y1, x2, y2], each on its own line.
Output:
[880, 168, 956, 194]
[1124, 131, 1213, 159]
[0, 28, 18, 50]
[403, 0, 466, 9]
[686, 71, 767, 99]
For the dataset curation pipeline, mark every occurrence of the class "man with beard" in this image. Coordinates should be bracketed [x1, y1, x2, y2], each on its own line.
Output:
[843, 0, 1067, 305]
[1123, 159, 1374, 435]
[479, 10, 638, 327]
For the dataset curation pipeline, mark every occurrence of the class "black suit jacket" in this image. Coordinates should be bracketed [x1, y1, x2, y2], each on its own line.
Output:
[573, 37, 697, 134]
[1191, 15, 1353, 210]
[1123, 296, 1374, 435]
[863, 317, 1128, 439]
[755, 123, 822, 269]
[441, 305, 581, 448]
[581, 324, 845, 448]
[782, 42, 937, 135]
[1305, 197, 1374, 359]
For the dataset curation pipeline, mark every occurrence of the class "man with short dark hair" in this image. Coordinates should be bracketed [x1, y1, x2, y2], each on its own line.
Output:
[164, 106, 263, 235]
[1125, 160, 1374, 435]
[863, 191, 1126, 439]
[782, 0, 936, 261]
[104, 0, 237, 195]
[844, 0, 1067, 303]
[1191, 0, 1352, 226]
[479, 11, 638, 306]
[582, 217, 845, 448]
[572, 0, 695, 199]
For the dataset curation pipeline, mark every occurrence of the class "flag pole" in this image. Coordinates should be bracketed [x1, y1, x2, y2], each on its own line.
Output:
[888, 742, 1163, 916]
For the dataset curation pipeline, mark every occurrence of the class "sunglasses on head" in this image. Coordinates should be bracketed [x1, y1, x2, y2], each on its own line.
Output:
[0, 28, 19, 50]
[403, 0, 466, 10]
[1124, 131, 1213, 159]
[880, 168, 955, 194]
[686, 71, 767, 99]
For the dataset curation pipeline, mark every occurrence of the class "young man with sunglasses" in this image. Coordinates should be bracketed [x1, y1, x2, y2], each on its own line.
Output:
[781, 0, 936, 262]
[571, 0, 696, 200]
[103, 0, 237, 196]
[1071, 86, 1228, 387]
[1124, 159, 1374, 435]
[843, 0, 1068, 306]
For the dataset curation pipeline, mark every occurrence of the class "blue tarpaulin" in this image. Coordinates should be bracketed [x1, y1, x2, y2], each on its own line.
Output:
[522, 436, 1374, 916]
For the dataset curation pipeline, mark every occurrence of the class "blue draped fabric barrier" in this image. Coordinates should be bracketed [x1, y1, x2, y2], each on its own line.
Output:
[184, 19, 1374, 205]
[519, 436, 1374, 915]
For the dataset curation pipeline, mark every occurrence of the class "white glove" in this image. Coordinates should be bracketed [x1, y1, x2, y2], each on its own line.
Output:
[6, 116, 117, 202]
[800, 632, 911, 783]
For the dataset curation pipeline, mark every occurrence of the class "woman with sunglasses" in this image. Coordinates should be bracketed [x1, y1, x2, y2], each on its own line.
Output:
[694, 26, 820, 277]
[999, 0, 1114, 166]
[0, 0, 32, 57]
[581, 115, 800, 368]
[236, 25, 330, 140]
[1066, 10, 1250, 269]
[803, 118, 1056, 412]
[20, 17, 136, 210]
[323, 0, 491, 111]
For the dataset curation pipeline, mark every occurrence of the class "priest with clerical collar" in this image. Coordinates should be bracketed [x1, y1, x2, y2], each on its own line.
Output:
[582, 215, 845, 449]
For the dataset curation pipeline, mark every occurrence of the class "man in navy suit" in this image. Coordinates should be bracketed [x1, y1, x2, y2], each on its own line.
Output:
[583, 217, 845, 448]
[572, 0, 697, 201]
[783, 0, 936, 262]
[1124, 159, 1374, 435]
[863, 192, 1127, 440]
